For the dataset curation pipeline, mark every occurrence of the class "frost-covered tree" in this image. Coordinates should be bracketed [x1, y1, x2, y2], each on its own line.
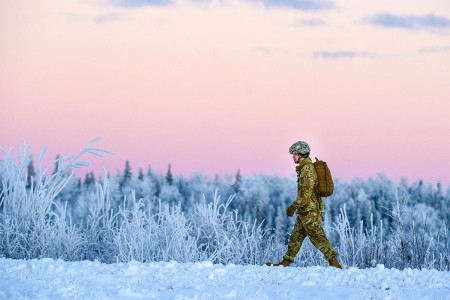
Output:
[137, 168, 144, 181]
[165, 164, 174, 186]
[119, 160, 132, 194]
[84, 171, 95, 187]
[232, 169, 242, 194]
[26, 157, 36, 189]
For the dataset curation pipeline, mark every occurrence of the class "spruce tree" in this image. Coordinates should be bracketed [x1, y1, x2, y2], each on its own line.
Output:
[232, 169, 242, 194]
[165, 164, 173, 185]
[83, 171, 95, 187]
[138, 168, 144, 181]
[120, 160, 132, 190]
[26, 158, 36, 189]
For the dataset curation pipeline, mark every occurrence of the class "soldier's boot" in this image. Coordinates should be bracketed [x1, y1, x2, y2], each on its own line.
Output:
[266, 258, 292, 267]
[328, 258, 343, 269]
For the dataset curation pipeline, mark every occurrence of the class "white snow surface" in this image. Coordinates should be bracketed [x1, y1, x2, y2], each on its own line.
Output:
[1, 258, 449, 300]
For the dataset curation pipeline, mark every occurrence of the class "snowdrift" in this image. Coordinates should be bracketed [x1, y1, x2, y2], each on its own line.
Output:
[1, 257, 449, 299]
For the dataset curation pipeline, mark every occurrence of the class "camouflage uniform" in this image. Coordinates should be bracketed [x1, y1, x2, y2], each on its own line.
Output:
[283, 157, 337, 262]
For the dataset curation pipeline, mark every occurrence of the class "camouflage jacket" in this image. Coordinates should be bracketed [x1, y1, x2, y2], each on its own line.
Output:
[292, 157, 324, 214]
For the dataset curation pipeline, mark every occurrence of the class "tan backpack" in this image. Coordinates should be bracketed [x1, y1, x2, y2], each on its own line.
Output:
[312, 157, 334, 197]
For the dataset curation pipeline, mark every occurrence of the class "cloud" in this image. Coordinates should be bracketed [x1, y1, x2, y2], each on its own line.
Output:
[108, 0, 334, 10]
[261, 0, 333, 10]
[111, 0, 174, 7]
[254, 47, 290, 56]
[295, 18, 326, 27]
[94, 13, 123, 23]
[369, 13, 450, 30]
[61, 12, 125, 24]
[313, 51, 372, 59]
[418, 45, 450, 54]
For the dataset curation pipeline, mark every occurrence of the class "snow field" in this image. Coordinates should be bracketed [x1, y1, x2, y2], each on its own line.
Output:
[1, 258, 449, 299]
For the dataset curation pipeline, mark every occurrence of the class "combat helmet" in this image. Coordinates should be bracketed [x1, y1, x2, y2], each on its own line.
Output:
[289, 141, 310, 157]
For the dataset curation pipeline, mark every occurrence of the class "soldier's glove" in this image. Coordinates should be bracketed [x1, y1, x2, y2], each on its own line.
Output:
[286, 204, 296, 217]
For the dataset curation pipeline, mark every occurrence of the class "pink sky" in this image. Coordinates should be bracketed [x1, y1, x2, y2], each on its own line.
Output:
[1, 0, 450, 187]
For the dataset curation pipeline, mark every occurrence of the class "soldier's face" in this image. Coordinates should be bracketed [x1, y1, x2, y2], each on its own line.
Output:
[293, 153, 301, 164]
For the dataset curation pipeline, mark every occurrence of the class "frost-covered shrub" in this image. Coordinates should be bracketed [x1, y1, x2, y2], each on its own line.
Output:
[0, 139, 111, 260]
[192, 192, 273, 264]
[113, 190, 277, 265]
[333, 205, 384, 268]
[83, 177, 118, 262]
[330, 190, 450, 271]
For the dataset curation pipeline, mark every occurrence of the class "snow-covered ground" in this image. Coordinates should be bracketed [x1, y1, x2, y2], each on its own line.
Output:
[1, 258, 449, 300]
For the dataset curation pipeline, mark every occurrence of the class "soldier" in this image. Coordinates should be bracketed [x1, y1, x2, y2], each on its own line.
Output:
[267, 141, 342, 268]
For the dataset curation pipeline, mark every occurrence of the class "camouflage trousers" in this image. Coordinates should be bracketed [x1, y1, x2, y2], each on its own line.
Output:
[283, 211, 337, 262]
